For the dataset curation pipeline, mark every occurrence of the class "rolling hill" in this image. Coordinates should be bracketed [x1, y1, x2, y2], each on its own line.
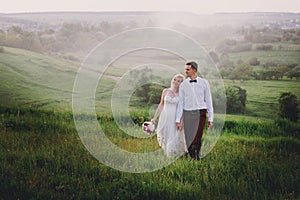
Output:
[0, 47, 79, 110]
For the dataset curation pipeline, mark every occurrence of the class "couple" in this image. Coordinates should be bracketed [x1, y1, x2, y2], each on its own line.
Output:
[152, 61, 213, 160]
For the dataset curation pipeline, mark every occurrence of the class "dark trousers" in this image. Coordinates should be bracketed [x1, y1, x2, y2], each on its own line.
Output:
[183, 109, 207, 159]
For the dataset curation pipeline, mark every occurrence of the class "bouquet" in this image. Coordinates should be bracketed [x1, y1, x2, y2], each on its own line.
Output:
[142, 121, 156, 135]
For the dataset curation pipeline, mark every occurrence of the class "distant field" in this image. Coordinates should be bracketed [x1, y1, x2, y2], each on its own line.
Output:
[224, 79, 300, 118]
[0, 47, 210, 112]
[229, 50, 300, 66]
[0, 47, 78, 109]
[1, 47, 299, 119]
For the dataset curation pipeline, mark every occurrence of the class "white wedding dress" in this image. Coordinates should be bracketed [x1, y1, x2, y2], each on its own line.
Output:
[157, 90, 187, 157]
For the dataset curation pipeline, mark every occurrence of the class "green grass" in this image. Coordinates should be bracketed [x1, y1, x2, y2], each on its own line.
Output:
[0, 47, 123, 114]
[0, 46, 299, 199]
[0, 47, 78, 109]
[1, 47, 299, 119]
[0, 106, 299, 199]
[229, 50, 300, 66]
[224, 79, 300, 118]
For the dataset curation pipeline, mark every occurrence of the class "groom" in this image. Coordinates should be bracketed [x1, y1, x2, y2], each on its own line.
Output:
[175, 61, 213, 160]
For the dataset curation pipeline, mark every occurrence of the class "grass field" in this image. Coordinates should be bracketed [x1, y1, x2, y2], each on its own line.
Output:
[229, 49, 300, 66]
[0, 46, 299, 199]
[224, 79, 300, 118]
[0, 106, 299, 199]
[0, 47, 78, 109]
[1, 47, 299, 117]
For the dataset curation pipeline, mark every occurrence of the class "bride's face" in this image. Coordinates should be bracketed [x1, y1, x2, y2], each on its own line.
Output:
[172, 76, 183, 88]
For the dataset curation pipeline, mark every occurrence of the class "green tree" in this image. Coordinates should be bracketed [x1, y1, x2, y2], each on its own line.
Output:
[235, 63, 254, 81]
[249, 57, 260, 66]
[226, 86, 247, 113]
[255, 44, 273, 51]
[278, 92, 299, 122]
[286, 66, 300, 80]
[148, 84, 165, 104]
[277, 65, 290, 75]
[130, 67, 164, 104]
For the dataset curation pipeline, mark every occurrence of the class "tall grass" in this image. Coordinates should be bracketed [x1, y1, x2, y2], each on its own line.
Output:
[0, 106, 299, 199]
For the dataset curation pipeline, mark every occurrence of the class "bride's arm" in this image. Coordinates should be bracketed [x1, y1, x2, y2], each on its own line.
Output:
[151, 89, 167, 123]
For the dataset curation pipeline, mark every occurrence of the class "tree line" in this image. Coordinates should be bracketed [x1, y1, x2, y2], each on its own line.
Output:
[209, 51, 300, 81]
[0, 20, 153, 56]
[215, 26, 300, 54]
[219, 63, 300, 81]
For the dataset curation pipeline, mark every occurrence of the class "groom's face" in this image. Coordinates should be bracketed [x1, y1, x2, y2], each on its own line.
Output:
[185, 64, 196, 78]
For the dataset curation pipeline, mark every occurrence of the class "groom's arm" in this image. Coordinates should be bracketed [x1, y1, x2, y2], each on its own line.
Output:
[204, 79, 214, 127]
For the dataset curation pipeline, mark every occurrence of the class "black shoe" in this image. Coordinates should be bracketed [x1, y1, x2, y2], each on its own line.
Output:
[195, 146, 201, 161]
[188, 146, 194, 158]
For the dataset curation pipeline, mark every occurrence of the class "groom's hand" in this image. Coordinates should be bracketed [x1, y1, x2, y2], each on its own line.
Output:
[208, 121, 213, 129]
[176, 122, 183, 131]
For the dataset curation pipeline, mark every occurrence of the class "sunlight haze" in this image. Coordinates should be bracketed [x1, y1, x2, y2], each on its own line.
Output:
[0, 0, 299, 14]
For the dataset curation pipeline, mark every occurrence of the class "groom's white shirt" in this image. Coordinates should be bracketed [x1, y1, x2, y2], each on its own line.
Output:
[175, 77, 214, 123]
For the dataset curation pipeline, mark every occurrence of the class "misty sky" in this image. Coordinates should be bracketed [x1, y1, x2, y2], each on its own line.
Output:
[0, 0, 299, 14]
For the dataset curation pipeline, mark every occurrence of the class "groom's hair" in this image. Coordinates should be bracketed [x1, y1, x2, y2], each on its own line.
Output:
[186, 61, 198, 71]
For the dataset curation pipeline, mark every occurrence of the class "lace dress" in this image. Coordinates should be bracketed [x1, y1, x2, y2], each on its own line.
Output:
[157, 90, 187, 157]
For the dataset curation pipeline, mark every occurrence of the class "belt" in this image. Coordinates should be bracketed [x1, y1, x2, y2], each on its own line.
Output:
[183, 109, 207, 114]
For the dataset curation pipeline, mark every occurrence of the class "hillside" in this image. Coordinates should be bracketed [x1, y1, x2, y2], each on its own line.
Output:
[1, 46, 299, 118]
[0, 47, 78, 110]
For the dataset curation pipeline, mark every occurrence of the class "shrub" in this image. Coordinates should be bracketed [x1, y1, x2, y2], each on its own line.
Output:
[249, 57, 260, 66]
[278, 92, 299, 122]
[263, 61, 278, 68]
[286, 66, 300, 80]
[226, 86, 247, 114]
[255, 44, 273, 51]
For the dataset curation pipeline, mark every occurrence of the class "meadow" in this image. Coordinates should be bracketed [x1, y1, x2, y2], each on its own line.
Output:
[0, 47, 299, 199]
[0, 106, 299, 199]
[229, 49, 300, 66]
[224, 79, 300, 118]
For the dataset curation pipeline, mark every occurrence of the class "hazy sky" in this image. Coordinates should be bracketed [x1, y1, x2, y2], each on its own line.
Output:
[0, 0, 299, 14]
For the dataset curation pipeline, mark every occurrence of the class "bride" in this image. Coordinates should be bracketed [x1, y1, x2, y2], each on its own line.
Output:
[152, 74, 187, 157]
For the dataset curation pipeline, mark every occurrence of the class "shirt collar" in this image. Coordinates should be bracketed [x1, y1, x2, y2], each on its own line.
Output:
[188, 77, 198, 81]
